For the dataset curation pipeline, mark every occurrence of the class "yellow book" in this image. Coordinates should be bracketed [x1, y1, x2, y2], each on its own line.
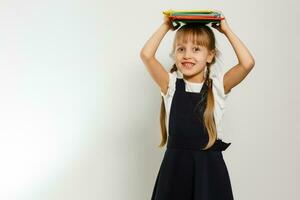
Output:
[163, 9, 215, 15]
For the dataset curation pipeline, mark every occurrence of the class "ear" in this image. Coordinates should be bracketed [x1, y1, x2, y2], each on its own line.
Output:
[207, 49, 216, 63]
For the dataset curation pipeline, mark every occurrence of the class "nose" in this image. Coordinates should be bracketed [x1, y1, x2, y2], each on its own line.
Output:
[183, 49, 192, 59]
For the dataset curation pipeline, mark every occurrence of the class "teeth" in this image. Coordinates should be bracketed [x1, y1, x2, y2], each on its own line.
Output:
[183, 63, 194, 67]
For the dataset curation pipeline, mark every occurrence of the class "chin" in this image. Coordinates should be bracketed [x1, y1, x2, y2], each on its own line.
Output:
[180, 66, 199, 73]
[181, 70, 197, 77]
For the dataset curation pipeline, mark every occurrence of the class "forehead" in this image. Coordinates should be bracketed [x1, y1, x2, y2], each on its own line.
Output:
[175, 31, 209, 47]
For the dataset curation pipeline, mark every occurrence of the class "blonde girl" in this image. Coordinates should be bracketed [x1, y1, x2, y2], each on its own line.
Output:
[140, 11, 255, 200]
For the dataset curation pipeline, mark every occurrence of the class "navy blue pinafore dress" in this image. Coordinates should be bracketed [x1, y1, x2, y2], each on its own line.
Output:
[151, 77, 234, 200]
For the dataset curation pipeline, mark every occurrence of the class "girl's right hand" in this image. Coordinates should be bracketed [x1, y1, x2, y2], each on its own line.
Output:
[163, 15, 176, 31]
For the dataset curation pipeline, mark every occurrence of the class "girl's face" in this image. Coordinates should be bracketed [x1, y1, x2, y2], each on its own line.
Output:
[174, 40, 215, 82]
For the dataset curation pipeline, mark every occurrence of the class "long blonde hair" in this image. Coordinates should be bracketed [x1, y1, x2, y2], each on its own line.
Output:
[159, 23, 220, 150]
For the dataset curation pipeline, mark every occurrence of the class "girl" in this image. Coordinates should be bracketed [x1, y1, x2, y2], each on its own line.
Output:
[140, 11, 255, 200]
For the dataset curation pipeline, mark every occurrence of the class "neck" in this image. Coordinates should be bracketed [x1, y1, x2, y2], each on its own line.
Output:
[183, 71, 206, 83]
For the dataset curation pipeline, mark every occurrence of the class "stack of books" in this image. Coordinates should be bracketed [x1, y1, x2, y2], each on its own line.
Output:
[163, 9, 224, 29]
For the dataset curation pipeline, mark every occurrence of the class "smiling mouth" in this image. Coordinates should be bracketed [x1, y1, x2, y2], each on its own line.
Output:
[182, 62, 195, 69]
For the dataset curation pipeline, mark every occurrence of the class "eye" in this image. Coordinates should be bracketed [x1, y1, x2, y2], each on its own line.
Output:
[194, 47, 201, 51]
[177, 47, 184, 52]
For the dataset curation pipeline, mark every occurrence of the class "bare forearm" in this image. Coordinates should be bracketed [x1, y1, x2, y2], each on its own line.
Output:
[224, 28, 255, 68]
[140, 23, 170, 58]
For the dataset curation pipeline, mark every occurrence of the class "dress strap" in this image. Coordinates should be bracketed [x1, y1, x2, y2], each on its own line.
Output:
[175, 78, 185, 91]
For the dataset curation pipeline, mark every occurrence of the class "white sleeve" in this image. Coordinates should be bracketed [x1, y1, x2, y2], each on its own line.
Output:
[210, 68, 230, 109]
[211, 68, 231, 140]
[160, 72, 177, 99]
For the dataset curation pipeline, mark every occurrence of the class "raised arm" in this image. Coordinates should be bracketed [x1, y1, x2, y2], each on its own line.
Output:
[140, 20, 172, 95]
[212, 13, 255, 94]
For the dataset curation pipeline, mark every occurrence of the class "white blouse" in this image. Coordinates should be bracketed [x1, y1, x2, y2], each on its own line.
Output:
[160, 68, 231, 142]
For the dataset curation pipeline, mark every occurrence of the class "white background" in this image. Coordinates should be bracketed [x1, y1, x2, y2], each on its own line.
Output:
[0, 0, 299, 199]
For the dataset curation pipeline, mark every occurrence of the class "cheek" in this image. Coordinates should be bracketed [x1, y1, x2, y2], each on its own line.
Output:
[195, 56, 207, 62]
[200, 55, 209, 62]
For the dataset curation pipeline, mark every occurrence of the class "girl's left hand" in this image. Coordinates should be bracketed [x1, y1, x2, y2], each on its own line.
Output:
[211, 11, 231, 34]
